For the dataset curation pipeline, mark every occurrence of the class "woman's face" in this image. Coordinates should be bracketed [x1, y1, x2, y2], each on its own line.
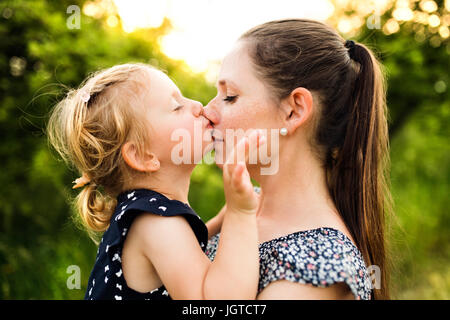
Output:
[203, 41, 282, 166]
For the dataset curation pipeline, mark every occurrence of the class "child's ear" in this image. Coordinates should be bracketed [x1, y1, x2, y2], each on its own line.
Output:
[121, 141, 160, 173]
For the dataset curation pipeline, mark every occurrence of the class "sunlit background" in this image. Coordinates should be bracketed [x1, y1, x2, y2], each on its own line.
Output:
[0, 0, 449, 300]
[83, 0, 450, 78]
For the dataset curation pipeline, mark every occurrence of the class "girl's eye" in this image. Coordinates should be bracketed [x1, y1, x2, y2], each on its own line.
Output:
[174, 105, 183, 111]
[223, 95, 237, 103]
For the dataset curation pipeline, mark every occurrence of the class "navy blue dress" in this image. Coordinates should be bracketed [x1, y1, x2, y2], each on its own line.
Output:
[84, 188, 208, 300]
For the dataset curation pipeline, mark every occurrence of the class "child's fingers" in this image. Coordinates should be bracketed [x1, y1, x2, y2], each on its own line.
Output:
[231, 161, 248, 193]
[224, 129, 267, 179]
[237, 136, 250, 164]
[251, 129, 267, 149]
[257, 131, 266, 148]
[225, 136, 248, 174]
[231, 161, 244, 186]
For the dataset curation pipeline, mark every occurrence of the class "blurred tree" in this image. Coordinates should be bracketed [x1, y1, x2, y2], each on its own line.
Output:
[0, 0, 217, 299]
[327, 0, 449, 298]
[329, 0, 449, 137]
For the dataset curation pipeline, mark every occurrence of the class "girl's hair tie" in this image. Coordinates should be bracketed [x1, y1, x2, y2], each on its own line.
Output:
[72, 172, 91, 189]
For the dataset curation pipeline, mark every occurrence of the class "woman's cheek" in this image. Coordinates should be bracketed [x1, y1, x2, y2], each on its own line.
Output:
[222, 103, 246, 130]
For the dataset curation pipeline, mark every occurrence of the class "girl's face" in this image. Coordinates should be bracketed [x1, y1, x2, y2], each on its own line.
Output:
[203, 41, 282, 166]
[144, 69, 213, 166]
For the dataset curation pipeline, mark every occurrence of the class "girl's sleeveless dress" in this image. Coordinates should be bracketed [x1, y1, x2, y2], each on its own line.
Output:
[206, 227, 373, 300]
[84, 188, 208, 300]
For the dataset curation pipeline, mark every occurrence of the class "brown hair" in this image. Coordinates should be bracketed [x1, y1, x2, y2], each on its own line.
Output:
[241, 19, 391, 299]
[47, 63, 154, 240]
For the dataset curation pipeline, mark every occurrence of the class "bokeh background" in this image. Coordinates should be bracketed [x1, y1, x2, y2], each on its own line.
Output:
[0, 0, 448, 299]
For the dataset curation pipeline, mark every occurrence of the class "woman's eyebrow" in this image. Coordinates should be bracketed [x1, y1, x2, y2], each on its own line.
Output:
[217, 79, 239, 90]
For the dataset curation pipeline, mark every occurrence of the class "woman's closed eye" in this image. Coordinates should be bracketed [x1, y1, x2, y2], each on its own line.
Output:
[223, 95, 238, 103]
[173, 105, 183, 111]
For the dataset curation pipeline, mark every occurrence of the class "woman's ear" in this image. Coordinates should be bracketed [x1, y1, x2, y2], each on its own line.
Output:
[279, 87, 313, 134]
[121, 141, 160, 173]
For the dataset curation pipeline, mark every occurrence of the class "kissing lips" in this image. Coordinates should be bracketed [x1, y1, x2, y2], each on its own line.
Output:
[211, 129, 224, 142]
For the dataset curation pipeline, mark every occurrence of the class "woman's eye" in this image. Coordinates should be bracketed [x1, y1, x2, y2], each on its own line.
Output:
[174, 105, 183, 111]
[223, 95, 237, 103]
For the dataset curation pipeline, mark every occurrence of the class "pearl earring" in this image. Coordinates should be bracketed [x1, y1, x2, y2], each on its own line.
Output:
[280, 128, 288, 136]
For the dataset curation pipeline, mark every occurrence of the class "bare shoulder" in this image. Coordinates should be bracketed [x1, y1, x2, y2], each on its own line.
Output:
[129, 213, 194, 248]
[132, 212, 188, 233]
[256, 280, 354, 300]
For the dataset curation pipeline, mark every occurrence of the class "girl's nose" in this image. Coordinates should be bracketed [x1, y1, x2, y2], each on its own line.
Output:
[192, 100, 204, 117]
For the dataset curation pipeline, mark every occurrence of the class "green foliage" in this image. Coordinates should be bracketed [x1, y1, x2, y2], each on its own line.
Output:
[0, 0, 219, 299]
[354, 11, 450, 299]
[0, 0, 448, 299]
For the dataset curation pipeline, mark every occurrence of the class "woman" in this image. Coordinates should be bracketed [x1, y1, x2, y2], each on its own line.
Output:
[204, 19, 391, 300]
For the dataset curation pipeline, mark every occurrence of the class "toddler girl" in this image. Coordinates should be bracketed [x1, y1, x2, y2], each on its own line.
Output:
[47, 63, 263, 300]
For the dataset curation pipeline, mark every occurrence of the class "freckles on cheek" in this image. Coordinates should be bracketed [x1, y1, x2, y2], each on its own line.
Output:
[227, 101, 267, 130]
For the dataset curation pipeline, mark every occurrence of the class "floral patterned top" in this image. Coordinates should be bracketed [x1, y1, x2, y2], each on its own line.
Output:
[206, 227, 373, 300]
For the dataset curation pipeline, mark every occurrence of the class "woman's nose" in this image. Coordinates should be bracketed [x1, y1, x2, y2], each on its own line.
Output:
[203, 103, 220, 125]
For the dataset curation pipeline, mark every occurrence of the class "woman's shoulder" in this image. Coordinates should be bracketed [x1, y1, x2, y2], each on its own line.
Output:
[206, 227, 373, 299]
[258, 227, 372, 300]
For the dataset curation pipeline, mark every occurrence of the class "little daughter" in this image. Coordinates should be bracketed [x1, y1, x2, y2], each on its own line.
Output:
[47, 63, 263, 300]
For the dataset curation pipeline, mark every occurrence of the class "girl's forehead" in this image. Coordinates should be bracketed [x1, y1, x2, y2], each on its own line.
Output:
[147, 69, 179, 92]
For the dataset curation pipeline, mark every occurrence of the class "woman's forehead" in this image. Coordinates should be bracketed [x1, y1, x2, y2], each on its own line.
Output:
[219, 41, 269, 95]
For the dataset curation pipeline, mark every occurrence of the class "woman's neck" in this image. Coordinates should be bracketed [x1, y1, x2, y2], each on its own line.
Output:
[253, 142, 341, 236]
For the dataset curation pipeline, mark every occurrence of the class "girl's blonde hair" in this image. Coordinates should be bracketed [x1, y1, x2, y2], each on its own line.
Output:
[47, 63, 154, 239]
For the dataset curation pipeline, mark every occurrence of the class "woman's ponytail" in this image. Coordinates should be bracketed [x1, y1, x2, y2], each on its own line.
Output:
[330, 42, 391, 300]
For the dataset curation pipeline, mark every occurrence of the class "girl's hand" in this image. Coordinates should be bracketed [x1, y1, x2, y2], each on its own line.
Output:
[222, 130, 265, 215]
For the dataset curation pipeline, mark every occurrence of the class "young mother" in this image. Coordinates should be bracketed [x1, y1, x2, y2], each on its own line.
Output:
[204, 19, 390, 300]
